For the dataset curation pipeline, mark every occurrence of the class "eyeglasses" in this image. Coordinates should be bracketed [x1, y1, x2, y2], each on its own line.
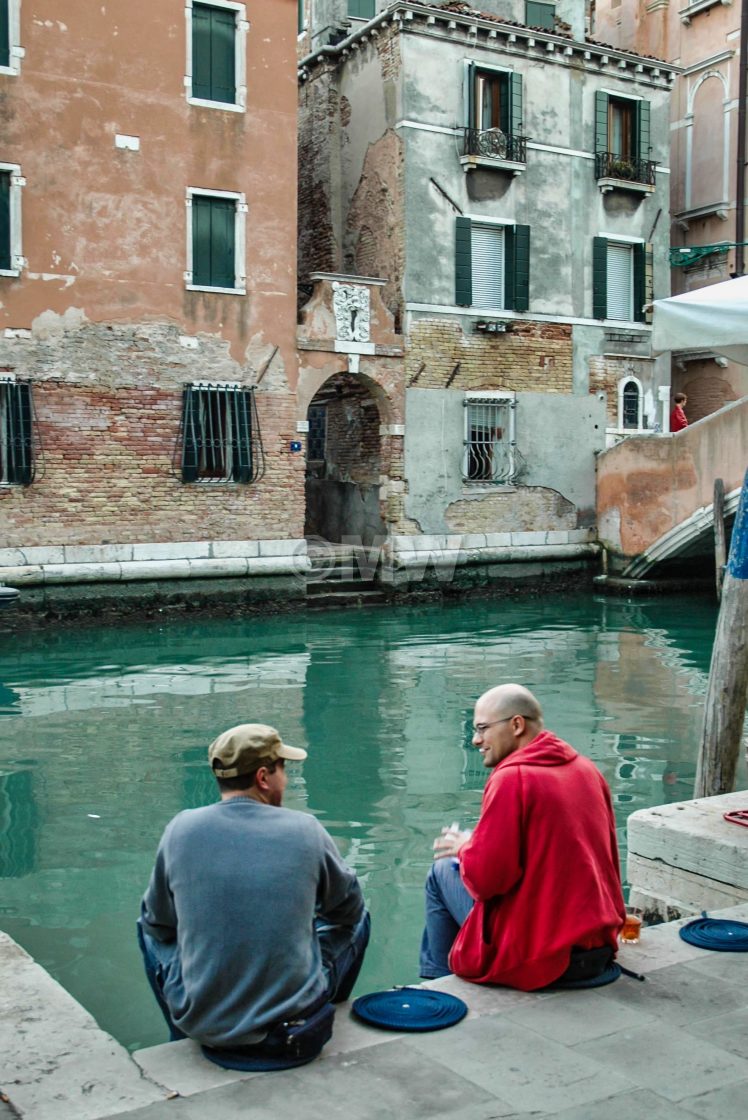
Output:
[472, 717, 513, 735]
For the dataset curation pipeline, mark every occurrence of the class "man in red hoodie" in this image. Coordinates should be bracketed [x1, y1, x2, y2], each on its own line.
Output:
[419, 684, 625, 989]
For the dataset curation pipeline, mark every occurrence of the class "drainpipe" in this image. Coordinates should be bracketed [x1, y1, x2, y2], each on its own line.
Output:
[735, 0, 748, 276]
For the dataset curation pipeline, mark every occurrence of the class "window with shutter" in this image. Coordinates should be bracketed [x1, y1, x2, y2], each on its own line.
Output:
[178, 385, 263, 483]
[0, 171, 10, 271]
[606, 242, 634, 321]
[186, 189, 245, 294]
[471, 224, 505, 310]
[348, 0, 376, 16]
[188, 1, 246, 111]
[0, 0, 9, 68]
[525, 1, 555, 30]
[0, 162, 23, 277]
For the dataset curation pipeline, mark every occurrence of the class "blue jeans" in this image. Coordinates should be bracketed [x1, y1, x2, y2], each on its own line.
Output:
[137, 910, 371, 1043]
[419, 858, 474, 979]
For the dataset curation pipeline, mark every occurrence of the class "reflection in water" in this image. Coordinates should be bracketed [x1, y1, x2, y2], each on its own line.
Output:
[0, 592, 744, 1052]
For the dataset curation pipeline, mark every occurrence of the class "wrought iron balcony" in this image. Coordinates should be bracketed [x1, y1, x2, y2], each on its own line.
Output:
[461, 128, 527, 165]
[595, 152, 657, 187]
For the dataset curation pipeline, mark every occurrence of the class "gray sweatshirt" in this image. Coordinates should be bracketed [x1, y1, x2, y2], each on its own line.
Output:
[140, 797, 364, 1047]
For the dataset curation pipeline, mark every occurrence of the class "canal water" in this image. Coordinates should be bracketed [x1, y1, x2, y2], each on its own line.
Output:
[1, 591, 744, 1051]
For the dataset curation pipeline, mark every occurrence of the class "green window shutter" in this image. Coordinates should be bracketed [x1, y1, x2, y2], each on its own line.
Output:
[595, 91, 609, 155]
[7, 383, 33, 485]
[644, 242, 654, 324]
[231, 390, 253, 483]
[637, 99, 651, 165]
[348, 0, 375, 16]
[0, 171, 10, 270]
[525, 2, 555, 31]
[0, 0, 9, 68]
[464, 62, 476, 128]
[181, 387, 202, 483]
[633, 242, 647, 323]
[192, 196, 235, 288]
[509, 72, 523, 135]
[505, 224, 530, 311]
[455, 217, 473, 306]
[192, 4, 235, 104]
[592, 237, 608, 319]
[499, 73, 510, 134]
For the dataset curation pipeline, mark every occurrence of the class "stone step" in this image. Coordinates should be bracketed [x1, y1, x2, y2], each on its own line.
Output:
[306, 589, 389, 610]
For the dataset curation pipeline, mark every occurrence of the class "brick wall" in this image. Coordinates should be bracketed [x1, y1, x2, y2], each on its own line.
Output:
[444, 488, 577, 533]
[298, 77, 341, 290]
[0, 321, 304, 547]
[406, 319, 573, 392]
[588, 355, 658, 427]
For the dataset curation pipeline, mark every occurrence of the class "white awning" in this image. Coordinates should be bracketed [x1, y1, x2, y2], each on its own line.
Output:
[652, 275, 748, 366]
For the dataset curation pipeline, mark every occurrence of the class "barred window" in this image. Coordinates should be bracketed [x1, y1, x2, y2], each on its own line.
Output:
[622, 380, 640, 429]
[307, 404, 326, 462]
[463, 395, 515, 483]
[0, 379, 35, 485]
[177, 384, 264, 483]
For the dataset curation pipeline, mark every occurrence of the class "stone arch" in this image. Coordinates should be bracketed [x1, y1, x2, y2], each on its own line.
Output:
[688, 71, 729, 212]
[618, 374, 643, 430]
[301, 366, 394, 545]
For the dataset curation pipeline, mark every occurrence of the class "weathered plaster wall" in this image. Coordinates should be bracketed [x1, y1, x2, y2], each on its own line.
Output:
[403, 387, 605, 534]
[0, 1, 301, 553]
[597, 397, 748, 558]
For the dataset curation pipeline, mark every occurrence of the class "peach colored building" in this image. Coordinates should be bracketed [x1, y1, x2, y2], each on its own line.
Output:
[0, 0, 305, 608]
[594, 0, 748, 419]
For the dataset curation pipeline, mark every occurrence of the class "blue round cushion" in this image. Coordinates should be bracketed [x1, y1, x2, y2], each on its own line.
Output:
[679, 917, 748, 952]
[351, 987, 468, 1032]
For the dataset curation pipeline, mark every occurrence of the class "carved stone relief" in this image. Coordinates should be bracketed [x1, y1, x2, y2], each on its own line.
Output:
[332, 283, 370, 342]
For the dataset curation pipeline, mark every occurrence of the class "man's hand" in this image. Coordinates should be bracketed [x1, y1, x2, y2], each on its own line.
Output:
[432, 824, 471, 861]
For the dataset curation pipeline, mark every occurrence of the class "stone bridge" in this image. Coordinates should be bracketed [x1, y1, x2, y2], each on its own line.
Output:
[596, 396, 748, 578]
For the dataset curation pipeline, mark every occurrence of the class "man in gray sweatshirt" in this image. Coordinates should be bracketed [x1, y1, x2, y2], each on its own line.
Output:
[138, 723, 369, 1068]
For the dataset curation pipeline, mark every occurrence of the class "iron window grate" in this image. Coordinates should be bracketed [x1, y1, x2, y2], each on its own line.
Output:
[175, 384, 265, 484]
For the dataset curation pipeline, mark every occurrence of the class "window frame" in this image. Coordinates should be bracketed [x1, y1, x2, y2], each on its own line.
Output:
[463, 390, 517, 485]
[178, 381, 260, 484]
[593, 235, 648, 323]
[0, 0, 23, 77]
[184, 187, 247, 295]
[185, 0, 248, 113]
[0, 162, 25, 278]
[618, 376, 644, 431]
[606, 241, 635, 322]
[0, 375, 36, 486]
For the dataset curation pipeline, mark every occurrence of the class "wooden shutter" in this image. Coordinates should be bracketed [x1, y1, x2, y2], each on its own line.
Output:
[594, 91, 609, 155]
[633, 241, 647, 323]
[637, 99, 651, 165]
[472, 224, 504, 309]
[509, 72, 523, 135]
[181, 387, 202, 482]
[6, 383, 33, 485]
[592, 236, 608, 319]
[0, 171, 10, 271]
[193, 196, 235, 288]
[463, 62, 476, 128]
[455, 217, 473, 306]
[525, 2, 555, 31]
[231, 390, 253, 483]
[505, 225, 530, 312]
[607, 242, 634, 321]
[192, 4, 235, 104]
[0, 0, 9, 68]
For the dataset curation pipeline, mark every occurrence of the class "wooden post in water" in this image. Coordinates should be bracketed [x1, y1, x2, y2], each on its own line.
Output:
[695, 468, 748, 798]
[714, 478, 726, 602]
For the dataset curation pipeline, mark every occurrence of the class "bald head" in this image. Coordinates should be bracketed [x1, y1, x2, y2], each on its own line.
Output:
[480, 684, 543, 725]
[472, 685, 544, 768]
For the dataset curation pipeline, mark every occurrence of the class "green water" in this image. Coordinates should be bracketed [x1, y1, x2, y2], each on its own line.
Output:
[1, 591, 744, 1051]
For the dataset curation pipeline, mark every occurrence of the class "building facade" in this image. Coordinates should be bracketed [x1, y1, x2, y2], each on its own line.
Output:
[0, 0, 305, 603]
[298, 0, 676, 573]
[594, 0, 748, 419]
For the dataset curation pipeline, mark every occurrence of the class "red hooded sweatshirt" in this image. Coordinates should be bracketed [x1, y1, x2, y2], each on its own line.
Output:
[449, 731, 625, 990]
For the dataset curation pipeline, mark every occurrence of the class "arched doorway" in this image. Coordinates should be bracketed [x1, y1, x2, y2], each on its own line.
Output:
[304, 371, 386, 545]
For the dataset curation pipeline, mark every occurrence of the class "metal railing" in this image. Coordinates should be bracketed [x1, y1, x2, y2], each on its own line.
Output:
[595, 152, 657, 186]
[462, 128, 527, 164]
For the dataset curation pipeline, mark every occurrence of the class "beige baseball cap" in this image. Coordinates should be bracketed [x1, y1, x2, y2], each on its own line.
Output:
[208, 723, 307, 778]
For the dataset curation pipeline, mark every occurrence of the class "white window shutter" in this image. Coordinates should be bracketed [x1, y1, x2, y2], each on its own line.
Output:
[607, 242, 633, 321]
[471, 224, 505, 310]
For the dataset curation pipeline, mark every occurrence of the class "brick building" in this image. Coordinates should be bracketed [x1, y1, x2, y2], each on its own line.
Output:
[0, 0, 306, 603]
[297, 0, 677, 572]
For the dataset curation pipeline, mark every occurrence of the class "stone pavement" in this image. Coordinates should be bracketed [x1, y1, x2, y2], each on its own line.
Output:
[2, 905, 748, 1119]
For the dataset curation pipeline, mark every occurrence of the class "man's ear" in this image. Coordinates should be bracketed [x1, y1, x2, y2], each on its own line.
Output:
[255, 766, 271, 791]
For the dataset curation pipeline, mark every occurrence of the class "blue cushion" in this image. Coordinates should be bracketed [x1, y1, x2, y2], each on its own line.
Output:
[351, 987, 468, 1031]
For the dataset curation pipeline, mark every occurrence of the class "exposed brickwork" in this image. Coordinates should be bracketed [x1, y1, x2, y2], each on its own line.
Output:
[375, 24, 401, 82]
[0, 321, 304, 547]
[406, 319, 573, 392]
[345, 130, 405, 326]
[681, 363, 741, 423]
[309, 373, 381, 485]
[298, 77, 341, 288]
[445, 488, 576, 533]
[588, 355, 658, 427]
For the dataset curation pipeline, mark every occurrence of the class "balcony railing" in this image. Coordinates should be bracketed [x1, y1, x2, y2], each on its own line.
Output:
[595, 152, 657, 186]
[462, 128, 527, 164]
